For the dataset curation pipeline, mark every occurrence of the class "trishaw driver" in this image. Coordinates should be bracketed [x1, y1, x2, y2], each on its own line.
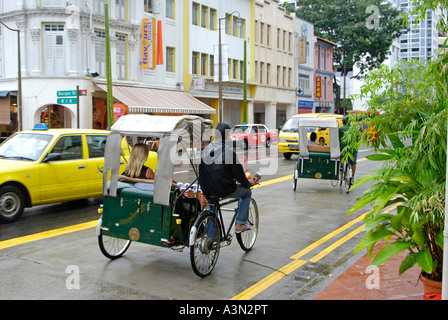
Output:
[199, 122, 257, 233]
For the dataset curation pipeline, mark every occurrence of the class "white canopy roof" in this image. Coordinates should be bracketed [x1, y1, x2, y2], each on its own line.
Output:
[104, 115, 213, 206]
[298, 117, 340, 159]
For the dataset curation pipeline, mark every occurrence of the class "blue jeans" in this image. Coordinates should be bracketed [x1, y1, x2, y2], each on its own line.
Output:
[224, 183, 252, 225]
[207, 183, 252, 225]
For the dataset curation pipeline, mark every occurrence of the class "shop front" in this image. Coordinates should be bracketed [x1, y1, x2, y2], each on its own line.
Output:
[93, 82, 216, 129]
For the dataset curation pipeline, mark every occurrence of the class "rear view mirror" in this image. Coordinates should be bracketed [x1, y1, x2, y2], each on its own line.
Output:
[43, 153, 62, 162]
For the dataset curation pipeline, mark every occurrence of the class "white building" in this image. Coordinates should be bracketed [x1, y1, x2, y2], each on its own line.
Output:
[295, 17, 315, 115]
[183, 0, 252, 127]
[0, 0, 215, 135]
[253, 0, 296, 129]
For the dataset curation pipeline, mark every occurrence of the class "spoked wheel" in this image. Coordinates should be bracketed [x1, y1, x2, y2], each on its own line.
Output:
[190, 213, 221, 277]
[344, 163, 353, 193]
[236, 198, 259, 251]
[98, 229, 131, 259]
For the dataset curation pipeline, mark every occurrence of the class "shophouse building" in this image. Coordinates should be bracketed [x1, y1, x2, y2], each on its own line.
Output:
[0, 0, 215, 135]
[253, 0, 296, 129]
[182, 0, 252, 126]
[313, 37, 336, 114]
[295, 17, 315, 114]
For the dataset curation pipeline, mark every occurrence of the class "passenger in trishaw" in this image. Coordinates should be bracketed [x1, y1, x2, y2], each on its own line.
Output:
[118, 140, 177, 188]
[199, 122, 258, 233]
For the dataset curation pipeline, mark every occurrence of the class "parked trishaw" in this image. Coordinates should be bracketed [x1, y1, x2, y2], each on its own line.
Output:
[292, 117, 352, 192]
[96, 114, 260, 277]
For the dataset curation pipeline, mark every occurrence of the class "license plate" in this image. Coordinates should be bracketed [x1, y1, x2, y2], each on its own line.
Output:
[288, 144, 298, 148]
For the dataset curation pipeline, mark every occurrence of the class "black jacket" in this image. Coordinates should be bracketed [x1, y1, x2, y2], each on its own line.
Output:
[199, 140, 251, 198]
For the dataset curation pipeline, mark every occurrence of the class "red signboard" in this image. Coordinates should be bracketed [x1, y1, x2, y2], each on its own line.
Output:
[113, 103, 128, 122]
[316, 76, 321, 98]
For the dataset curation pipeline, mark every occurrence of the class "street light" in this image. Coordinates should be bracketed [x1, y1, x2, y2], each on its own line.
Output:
[0, 21, 22, 131]
[218, 11, 243, 123]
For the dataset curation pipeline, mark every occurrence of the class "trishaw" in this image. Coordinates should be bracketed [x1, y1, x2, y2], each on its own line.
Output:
[292, 117, 353, 193]
[96, 114, 260, 277]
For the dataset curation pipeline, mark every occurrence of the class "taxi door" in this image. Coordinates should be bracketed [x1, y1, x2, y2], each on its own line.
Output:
[85, 134, 108, 195]
[39, 135, 88, 203]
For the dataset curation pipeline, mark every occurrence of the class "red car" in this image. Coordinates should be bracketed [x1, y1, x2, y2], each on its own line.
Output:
[230, 124, 277, 149]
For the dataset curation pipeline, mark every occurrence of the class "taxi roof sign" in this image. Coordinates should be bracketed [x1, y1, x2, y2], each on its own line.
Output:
[33, 123, 49, 130]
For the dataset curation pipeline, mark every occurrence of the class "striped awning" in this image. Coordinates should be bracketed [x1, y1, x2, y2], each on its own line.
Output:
[95, 83, 216, 115]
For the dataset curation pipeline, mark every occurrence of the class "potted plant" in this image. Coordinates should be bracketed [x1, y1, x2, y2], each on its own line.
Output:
[344, 47, 447, 293]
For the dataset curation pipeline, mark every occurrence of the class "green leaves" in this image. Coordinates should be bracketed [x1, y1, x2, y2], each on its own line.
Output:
[372, 241, 411, 266]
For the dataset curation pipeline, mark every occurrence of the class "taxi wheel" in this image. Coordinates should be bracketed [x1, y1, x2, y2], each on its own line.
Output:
[0, 186, 25, 223]
[265, 138, 271, 149]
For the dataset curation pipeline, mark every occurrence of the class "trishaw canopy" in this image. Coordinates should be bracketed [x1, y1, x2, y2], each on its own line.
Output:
[298, 117, 340, 159]
[103, 114, 213, 206]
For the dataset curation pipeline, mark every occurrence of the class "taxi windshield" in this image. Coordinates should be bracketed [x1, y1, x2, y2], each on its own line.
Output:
[231, 126, 250, 133]
[0, 133, 53, 161]
[282, 118, 315, 133]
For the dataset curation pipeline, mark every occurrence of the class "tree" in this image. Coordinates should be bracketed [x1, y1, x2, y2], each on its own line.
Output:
[286, 0, 405, 113]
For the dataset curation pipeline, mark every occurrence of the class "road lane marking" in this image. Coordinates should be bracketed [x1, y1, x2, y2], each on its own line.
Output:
[0, 220, 98, 250]
[232, 203, 398, 300]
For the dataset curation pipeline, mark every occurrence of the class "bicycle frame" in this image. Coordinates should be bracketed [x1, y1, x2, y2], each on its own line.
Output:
[200, 198, 240, 246]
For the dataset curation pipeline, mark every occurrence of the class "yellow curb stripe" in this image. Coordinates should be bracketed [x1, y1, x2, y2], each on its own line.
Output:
[0, 220, 98, 250]
[231, 260, 307, 301]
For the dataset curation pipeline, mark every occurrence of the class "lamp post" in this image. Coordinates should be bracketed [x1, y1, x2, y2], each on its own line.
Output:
[218, 12, 243, 123]
[0, 21, 22, 131]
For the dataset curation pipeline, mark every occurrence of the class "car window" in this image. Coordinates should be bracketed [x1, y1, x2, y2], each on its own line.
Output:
[86, 135, 107, 158]
[250, 126, 258, 134]
[231, 126, 250, 133]
[259, 126, 267, 133]
[281, 118, 299, 132]
[0, 133, 52, 161]
[49, 136, 83, 160]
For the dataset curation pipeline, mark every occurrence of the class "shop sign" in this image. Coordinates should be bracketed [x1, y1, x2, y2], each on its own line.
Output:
[298, 37, 306, 64]
[142, 18, 156, 69]
[316, 76, 321, 98]
[113, 103, 128, 122]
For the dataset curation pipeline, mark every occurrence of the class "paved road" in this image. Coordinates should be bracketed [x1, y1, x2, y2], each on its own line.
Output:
[0, 146, 382, 300]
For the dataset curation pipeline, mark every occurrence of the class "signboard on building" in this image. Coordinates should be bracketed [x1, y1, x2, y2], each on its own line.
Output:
[316, 76, 321, 98]
[113, 103, 128, 122]
[142, 18, 156, 69]
[298, 37, 306, 64]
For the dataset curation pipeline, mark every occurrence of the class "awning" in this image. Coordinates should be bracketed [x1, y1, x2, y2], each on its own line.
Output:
[95, 83, 216, 115]
[0, 90, 13, 97]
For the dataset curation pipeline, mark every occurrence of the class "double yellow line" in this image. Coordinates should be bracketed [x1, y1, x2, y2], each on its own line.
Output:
[231, 204, 398, 300]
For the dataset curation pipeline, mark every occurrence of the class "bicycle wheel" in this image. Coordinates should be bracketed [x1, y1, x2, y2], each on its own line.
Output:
[344, 163, 353, 193]
[98, 229, 131, 259]
[190, 213, 221, 277]
[236, 198, 259, 252]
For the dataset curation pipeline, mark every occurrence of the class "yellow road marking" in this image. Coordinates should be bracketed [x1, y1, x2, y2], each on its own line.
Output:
[231, 259, 307, 301]
[232, 203, 399, 300]
[0, 220, 97, 250]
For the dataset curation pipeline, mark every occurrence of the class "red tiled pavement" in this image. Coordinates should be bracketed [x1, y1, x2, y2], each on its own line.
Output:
[313, 240, 427, 300]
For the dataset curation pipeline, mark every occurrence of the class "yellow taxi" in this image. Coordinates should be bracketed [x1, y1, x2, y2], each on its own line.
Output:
[0, 124, 157, 223]
[278, 113, 343, 159]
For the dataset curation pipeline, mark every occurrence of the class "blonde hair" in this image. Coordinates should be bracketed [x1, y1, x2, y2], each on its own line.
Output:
[125, 143, 149, 178]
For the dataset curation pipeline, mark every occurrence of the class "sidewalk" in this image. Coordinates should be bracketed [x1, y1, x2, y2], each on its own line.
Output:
[313, 239, 425, 300]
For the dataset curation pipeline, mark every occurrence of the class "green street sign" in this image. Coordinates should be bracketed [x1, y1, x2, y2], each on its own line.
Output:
[57, 90, 77, 97]
[57, 98, 77, 104]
